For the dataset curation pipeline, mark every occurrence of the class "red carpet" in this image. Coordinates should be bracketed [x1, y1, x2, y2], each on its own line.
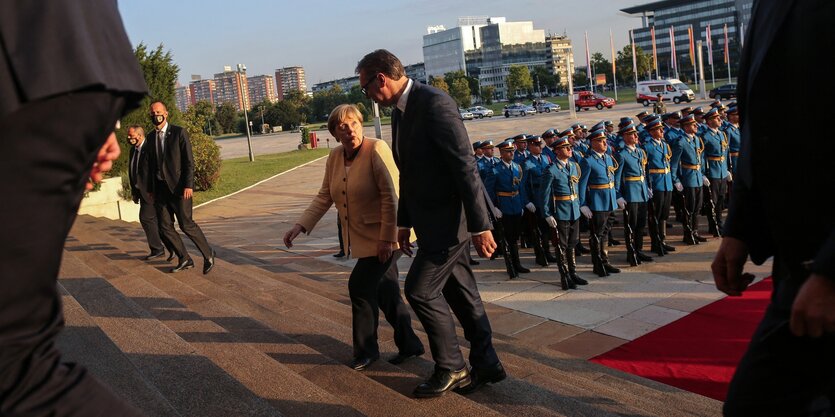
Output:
[590, 278, 772, 401]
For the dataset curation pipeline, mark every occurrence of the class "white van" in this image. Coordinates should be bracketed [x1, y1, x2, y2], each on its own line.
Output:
[636, 79, 695, 106]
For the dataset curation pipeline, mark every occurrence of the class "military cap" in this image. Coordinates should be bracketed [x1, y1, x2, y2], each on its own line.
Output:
[604, 120, 614, 127]
[636, 110, 649, 120]
[570, 123, 582, 131]
[558, 128, 575, 138]
[643, 115, 661, 127]
[541, 128, 558, 138]
[646, 118, 664, 131]
[726, 105, 739, 115]
[679, 114, 697, 126]
[641, 113, 657, 123]
[478, 140, 494, 149]
[512, 133, 528, 142]
[618, 123, 638, 135]
[664, 111, 682, 120]
[680, 106, 694, 115]
[693, 106, 704, 116]
[587, 129, 607, 141]
[580, 124, 589, 131]
[496, 139, 515, 151]
[704, 107, 721, 119]
[591, 121, 606, 132]
[618, 117, 634, 129]
[551, 136, 572, 148]
[472, 141, 482, 150]
[709, 99, 723, 108]
[527, 135, 543, 145]
[726, 101, 737, 108]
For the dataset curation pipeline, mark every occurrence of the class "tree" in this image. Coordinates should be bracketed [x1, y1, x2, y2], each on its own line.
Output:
[506, 65, 533, 98]
[215, 102, 238, 134]
[184, 100, 220, 136]
[480, 86, 496, 105]
[573, 70, 589, 89]
[591, 52, 612, 87]
[616, 44, 653, 85]
[429, 76, 449, 93]
[449, 78, 471, 108]
[530, 66, 556, 96]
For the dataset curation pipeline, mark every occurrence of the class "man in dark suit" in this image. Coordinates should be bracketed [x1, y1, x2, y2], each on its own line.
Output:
[356, 49, 505, 398]
[711, 1, 835, 415]
[127, 125, 173, 261]
[146, 101, 215, 274]
[0, 0, 147, 415]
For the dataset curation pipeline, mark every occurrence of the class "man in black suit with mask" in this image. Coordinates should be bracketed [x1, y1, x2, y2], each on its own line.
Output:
[0, 0, 148, 415]
[356, 49, 505, 398]
[127, 125, 173, 261]
[146, 101, 215, 274]
[712, 1, 835, 415]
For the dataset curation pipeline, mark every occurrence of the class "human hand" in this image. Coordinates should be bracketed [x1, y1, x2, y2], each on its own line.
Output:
[525, 202, 536, 213]
[674, 182, 684, 192]
[791, 274, 835, 338]
[397, 228, 414, 257]
[377, 240, 394, 263]
[283, 223, 306, 248]
[492, 207, 503, 219]
[617, 197, 627, 209]
[727, 171, 733, 182]
[703, 177, 711, 187]
[545, 216, 557, 228]
[711, 236, 755, 296]
[183, 188, 193, 199]
[648, 189, 653, 199]
[87, 132, 121, 190]
[580, 206, 593, 219]
[472, 231, 497, 259]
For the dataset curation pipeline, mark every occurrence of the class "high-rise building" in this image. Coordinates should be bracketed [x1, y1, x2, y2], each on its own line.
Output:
[189, 78, 216, 107]
[478, 20, 548, 100]
[422, 16, 495, 80]
[621, 0, 753, 82]
[403, 62, 427, 84]
[275, 66, 307, 100]
[247, 74, 277, 105]
[546, 34, 574, 90]
[174, 84, 192, 113]
[214, 66, 249, 111]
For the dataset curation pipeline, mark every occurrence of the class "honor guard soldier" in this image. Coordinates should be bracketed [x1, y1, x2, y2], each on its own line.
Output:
[635, 110, 650, 135]
[542, 136, 588, 289]
[724, 105, 741, 174]
[489, 139, 531, 274]
[671, 114, 707, 245]
[561, 128, 586, 163]
[663, 112, 683, 145]
[643, 117, 676, 255]
[614, 123, 653, 265]
[476, 140, 496, 181]
[639, 114, 659, 143]
[680, 106, 693, 118]
[701, 107, 731, 236]
[524, 135, 558, 266]
[512, 133, 529, 165]
[473, 140, 484, 158]
[614, 117, 633, 151]
[692, 107, 708, 136]
[604, 120, 617, 143]
[578, 129, 621, 277]
[541, 128, 559, 162]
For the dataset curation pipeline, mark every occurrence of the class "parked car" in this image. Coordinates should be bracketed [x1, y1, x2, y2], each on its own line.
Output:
[636, 79, 695, 105]
[504, 103, 536, 117]
[533, 100, 561, 113]
[573, 91, 616, 111]
[709, 83, 737, 100]
[467, 106, 494, 118]
[459, 108, 474, 120]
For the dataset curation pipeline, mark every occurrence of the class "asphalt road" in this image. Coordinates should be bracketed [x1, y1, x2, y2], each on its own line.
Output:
[217, 98, 716, 160]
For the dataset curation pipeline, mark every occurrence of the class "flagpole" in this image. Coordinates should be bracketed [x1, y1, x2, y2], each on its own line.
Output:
[610, 29, 617, 101]
[651, 26, 659, 80]
[707, 24, 715, 87]
[725, 24, 732, 84]
[585, 31, 592, 93]
[698, 40, 707, 100]
[689, 25, 697, 90]
[631, 29, 639, 87]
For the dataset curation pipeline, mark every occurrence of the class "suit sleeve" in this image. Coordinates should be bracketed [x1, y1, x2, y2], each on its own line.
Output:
[370, 141, 399, 243]
[179, 128, 195, 189]
[426, 93, 491, 233]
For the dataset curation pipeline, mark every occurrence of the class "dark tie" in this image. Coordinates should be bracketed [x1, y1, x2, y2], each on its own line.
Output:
[392, 108, 402, 161]
[156, 130, 164, 180]
[131, 147, 139, 181]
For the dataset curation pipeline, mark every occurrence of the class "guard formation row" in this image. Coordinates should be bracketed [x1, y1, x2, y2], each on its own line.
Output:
[473, 100, 740, 290]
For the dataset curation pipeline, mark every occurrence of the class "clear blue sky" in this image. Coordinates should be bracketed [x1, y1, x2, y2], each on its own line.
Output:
[118, 0, 645, 87]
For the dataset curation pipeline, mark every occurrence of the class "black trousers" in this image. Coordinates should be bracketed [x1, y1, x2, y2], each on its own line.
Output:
[0, 91, 143, 416]
[650, 191, 672, 223]
[138, 198, 170, 254]
[154, 181, 212, 260]
[706, 178, 728, 233]
[349, 255, 422, 359]
[404, 240, 499, 371]
[623, 202, 648, 251]
[590, 211, 612, 249]
[502, 215, 522, 246]
[724, 258, 835, 417]
[555, 219, 579, 252]
[683, 186, 703, 234]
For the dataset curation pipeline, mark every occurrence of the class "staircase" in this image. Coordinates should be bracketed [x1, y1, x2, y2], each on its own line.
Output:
[56, 215, 722, 417]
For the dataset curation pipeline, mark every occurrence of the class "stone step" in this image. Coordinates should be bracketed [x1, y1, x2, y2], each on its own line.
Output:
[58, 250, 285, 417]
[68, 218, 503, 417]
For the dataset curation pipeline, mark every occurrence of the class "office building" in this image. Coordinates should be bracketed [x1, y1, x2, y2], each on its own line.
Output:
[422, 16, 494, 80]
[275, 66, 307, 100]
[478, 20, 548, 100]
[546, 34, 574, 90]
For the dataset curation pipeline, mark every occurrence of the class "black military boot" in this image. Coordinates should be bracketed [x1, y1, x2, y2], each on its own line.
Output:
[542, 238, 558, 263]
[510, 243, 530, 274]
[602, 250, 621, 274]
[635, 234, 654, 262]
[589, 239, 608, 277]
[533, 240, 548, 267]
[659, 220, 676, 252]
[567, 249, 587, 286]
[576, 242, 590, 256]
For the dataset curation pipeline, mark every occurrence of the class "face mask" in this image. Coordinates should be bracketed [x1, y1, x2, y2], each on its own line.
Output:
[151, 114, 165, 126]
[128, 137, 138, 146]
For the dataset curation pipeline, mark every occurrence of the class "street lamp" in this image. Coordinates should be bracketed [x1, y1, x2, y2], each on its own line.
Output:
[259, 105, 265, 134]
[237, 63, 254, 162]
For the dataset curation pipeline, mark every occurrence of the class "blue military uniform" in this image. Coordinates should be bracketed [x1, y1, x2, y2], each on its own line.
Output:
[541, 129, 558, 162]
[701, 107, 730, 236]
[643, 118, 676, 254]
[579, 130, 620, 275]
[723, 106, 741, 174]
[671, 114, 706, 244]
[615, 123, 653, 264]
[490, 139, 531, 274]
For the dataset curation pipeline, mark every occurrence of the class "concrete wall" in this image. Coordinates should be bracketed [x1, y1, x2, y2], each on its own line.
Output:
[78, 177, 139, 223]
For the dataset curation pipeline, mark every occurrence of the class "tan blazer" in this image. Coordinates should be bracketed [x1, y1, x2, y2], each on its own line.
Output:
[297, 138, 401, 259]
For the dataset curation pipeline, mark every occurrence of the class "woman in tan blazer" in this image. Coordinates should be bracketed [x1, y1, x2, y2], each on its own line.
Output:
[283, 104, 423, 371]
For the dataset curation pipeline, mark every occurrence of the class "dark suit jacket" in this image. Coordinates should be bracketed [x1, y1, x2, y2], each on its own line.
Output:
[0, 0, 147, 117]
[725, 0, 835, 277]
[392, 81, 491, 252]
[129, 142, 153, 203]
[146, 124, 195, 194]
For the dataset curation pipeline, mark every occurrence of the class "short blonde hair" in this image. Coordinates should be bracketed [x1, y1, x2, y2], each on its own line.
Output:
[327, 104, 364, 136]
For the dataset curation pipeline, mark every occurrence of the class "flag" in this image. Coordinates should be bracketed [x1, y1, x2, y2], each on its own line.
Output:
[723, 23, 730, 64]
[740, 22, 745, 48]
[631, 29, 638, 79]
[688, 25, 695, 66]
[706, 24, 713, 66]
[585, 31, 591, 80]
[669, 26, 677, 72]
[650, 26, 658, 72]
[610, 29, 617, 80]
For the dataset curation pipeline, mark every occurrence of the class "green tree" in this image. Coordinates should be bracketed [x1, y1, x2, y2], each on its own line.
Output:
[215, 102, 238, 134]
[480, 86, 496, 105]
[573, 70, 589, 89]
[449, 78, 471, 108]
[530, 66, 556, 96]
[429, 76, 449, 93]
[616, 44, 653, 84]
[591, 52, 612, 87]
[506, 65, 533, 98]
[184, 100, 220, 136]
[443, 70, 466, 89]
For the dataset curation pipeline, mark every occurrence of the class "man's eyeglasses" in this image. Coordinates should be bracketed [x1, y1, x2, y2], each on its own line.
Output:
[361, 74, 379, 97]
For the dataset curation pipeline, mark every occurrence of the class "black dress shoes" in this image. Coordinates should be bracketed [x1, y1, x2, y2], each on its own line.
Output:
[333, 251, 345, 258]
[695, 235, 708, 243]
[608, 238, 621, 246]
[171, 258, 194, 273]
[469, 259, 480, 266]
[455, 363, 507, 395]
[166, 250, 176, 262]
[514, 265, 531, 274]
[603, 263, 621, 274]
[662, 243, 676, 252]
[636, 252, 654, 262]
[203, 250, 215, 275]
[570, 273, 588, 286]
[389, 348, 425, 365]
[143, 250, 165, 261]
[349, 356, 378, 371]
[413, 366, 471, 398]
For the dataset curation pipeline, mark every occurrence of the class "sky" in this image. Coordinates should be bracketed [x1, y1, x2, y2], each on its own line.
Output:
[118, 0, 647, 87]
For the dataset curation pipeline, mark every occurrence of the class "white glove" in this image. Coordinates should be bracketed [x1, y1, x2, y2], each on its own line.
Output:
[648, 188, 654, 199]
[525, 202, 536, 213]
[727, 171, 733, 182]
[617, 197, 627, 209]
[703, 177, 711, 187]
[492, 206, 503, 219]
[580, 206, 593, 219]
[545, 216, 557, 228]
[674, 182, 684, 192]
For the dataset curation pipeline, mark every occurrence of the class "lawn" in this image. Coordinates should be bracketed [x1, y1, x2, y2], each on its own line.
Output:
[193, 148, 329, 206]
